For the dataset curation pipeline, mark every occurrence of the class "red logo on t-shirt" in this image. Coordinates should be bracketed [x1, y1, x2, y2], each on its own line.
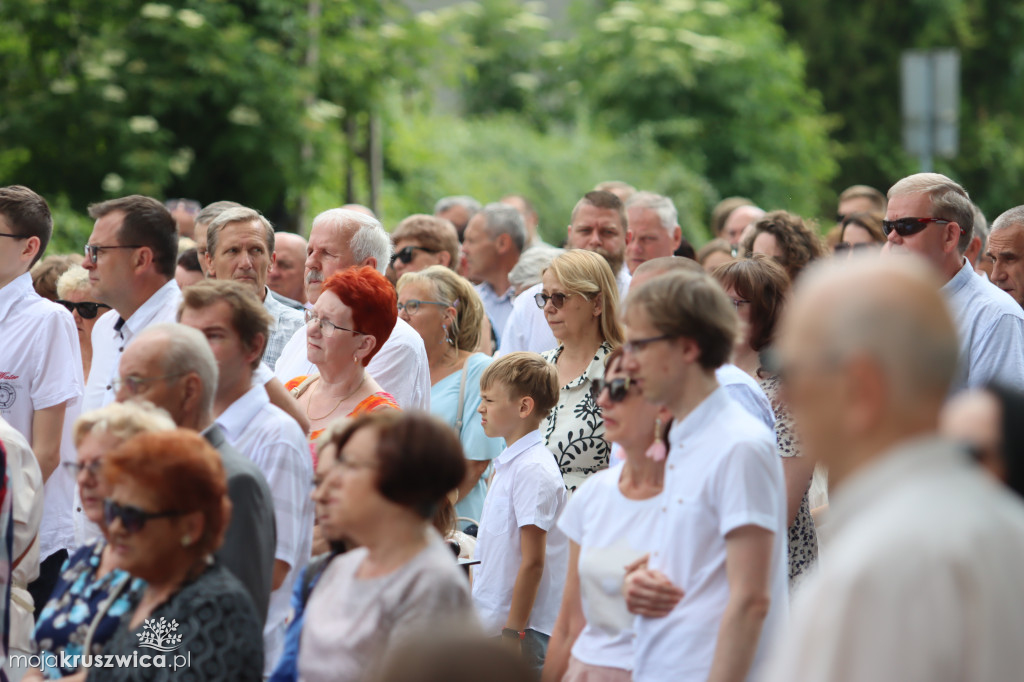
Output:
[0, 372, 19, 381]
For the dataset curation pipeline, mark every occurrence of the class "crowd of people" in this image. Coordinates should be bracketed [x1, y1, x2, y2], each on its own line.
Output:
[0, 172, 1023, 682]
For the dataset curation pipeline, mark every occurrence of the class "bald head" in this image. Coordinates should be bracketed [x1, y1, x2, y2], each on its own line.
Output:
[268, 232, 308, 303]
[722, 205, 765, 246]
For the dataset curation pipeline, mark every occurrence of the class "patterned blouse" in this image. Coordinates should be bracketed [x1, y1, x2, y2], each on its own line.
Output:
[541, 342, 613, 493]
[760, 374, 819, 586]
[87, 562, 263, 682]
[34, 539, 144, 679]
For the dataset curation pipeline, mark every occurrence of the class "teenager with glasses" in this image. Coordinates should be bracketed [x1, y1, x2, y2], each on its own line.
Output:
[86, 429, 264, 682]
[396, 266, 503, 529]
[536, 250, 623, 493]
[543, 348, 671, 682]
[30, 402, 174, 680]
[883, 172, 1024, 393]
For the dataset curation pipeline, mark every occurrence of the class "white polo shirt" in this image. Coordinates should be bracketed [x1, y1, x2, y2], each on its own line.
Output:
[633, 387, 788, 682]
[0, 272, 83, 559]
[273, 316, 430, 410]
[82, 279, 182, 412]
[497, 265, 631, 356]
[214, 383, 313, 675]
[471, 429, 569, 636]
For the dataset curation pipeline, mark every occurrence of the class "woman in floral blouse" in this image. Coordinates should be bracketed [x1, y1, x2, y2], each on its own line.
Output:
[535, 250, 623, 493]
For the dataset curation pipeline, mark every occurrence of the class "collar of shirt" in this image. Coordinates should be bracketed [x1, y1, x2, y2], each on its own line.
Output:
[495, 429, 545, 469]
[120, 279, 182, 340]
[476, 281, 515, 304]
[616, 265, 632, 300]
[826, 434, 965, 536]
[262, 285, 285, 321]
[667, 385, 730, 447]
[214, 383, 270, 442]
[940, 258, 974, 298]
[0, 272, 34, 323]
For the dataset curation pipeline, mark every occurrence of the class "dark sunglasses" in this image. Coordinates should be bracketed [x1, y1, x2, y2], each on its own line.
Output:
[881, 217, 950, 238]
[595, 377, 634, 403]
[391, 245, 438, 265]
[534, 292, 572, 309]
[57, 300, 111, 319]
[103, 499, 186, 534]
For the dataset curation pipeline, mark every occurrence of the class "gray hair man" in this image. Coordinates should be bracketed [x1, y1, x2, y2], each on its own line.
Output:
[204, 206, 304, 368]
[113, 323, 277, 625]
[985, 205, 1024, 308]
[763, 256, 1024, 682]
[462, 203, 526, 341]
[193, 200, 242, 277]
[272, 208, 431, 410]
[433, 195, 482, 240]
[624, 192, 684, 274]
[882, 172, 1024, 392]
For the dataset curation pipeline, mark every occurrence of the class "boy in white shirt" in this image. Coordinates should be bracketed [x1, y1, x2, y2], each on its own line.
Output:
[472, 352, 569, 671]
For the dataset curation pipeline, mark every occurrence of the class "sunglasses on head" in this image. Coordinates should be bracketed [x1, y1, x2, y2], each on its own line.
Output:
[391, 245, 438, 265]
[595, 377, 634, 403]
[57, 300, 111, 319]
[103, 499, 187, 534]
[881, 217, 950, 238]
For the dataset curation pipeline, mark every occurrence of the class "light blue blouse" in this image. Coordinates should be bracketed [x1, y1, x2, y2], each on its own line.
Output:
[430, 353, 505, 528]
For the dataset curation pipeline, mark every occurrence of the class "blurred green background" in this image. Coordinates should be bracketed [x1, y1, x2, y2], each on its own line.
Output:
[2, 0, 1020, 250]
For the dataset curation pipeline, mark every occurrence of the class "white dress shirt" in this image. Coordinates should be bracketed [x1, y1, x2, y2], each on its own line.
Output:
[942, 258, 1024, 393]
[273, 316, 429, 410]
[0, 272, 83, 560]
[83, 278, 182, 412]
[633, 387, 787, 682]
[761, 436, 1024, 682]
[472, 429, 569, 636]
[498, 264, 631, 356]
[214, 383, 313, 675]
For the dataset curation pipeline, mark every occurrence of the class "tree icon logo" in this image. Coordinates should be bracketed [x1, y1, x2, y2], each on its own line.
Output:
[136, 617, 184, 652]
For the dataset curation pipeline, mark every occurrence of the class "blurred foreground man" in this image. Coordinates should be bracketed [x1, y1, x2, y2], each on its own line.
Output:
[762, 256, 1024, 682]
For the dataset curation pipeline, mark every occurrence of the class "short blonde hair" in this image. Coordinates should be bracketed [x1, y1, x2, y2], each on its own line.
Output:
[73, 401, 177, 448]
[396, 266, 484, 352]
[56, 265, 91, 299]
[480, 352, 559, 418]
[544, 250, 624, 348]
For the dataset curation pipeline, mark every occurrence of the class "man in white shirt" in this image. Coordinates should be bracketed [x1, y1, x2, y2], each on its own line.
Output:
[274, 208, 430, 409]
[762, 256, 1024, 682]
[882, 172, 1024, 392]
[203, 206, 304, 368]
[624, 192, 683, 275]
[621, 270, 787, 682]
[462, 203, 526, 344]
[0, 186, 84, 615]
[82, 194, 182, 412]
[500, 191, 632, 355]
[179, 281, 313, 675]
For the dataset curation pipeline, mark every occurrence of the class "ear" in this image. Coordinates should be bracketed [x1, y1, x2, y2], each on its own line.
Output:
[180, 372, 204, 416]
[203, 250, 215, 275]
[591, 291, 603, 318]
[625, 230, 634, 246]
[359, 256, 377, 272]
[20, 236, 41, 267]
[495, 233, 512, 255]
[438, 251, 452, 268]
[943, 222, 962, 254]
[844, 353, 886, 433]
[270, 251, 277, 268]
[180, 510, 206, 549]
[518, 395, 535, 419]
[676, 336, 702, 366]
[245, 332, 266, 368]
[356, 333, 378, 361]
[133, 246, 155, 274]
[671, 226, 683, 250]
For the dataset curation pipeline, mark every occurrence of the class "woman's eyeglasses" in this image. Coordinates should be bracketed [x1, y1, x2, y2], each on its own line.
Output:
[534, 292, 571, 309]
[57, 300, 111, 319]
[881, 217, 951, 238]
[595, 377, 634, 403]
[397, 299, 449, 315]
[62, 461, 102, 478]
[304, 310, 364, 338]
[103, 499, 186, 534]
[391, 245, 438, 265]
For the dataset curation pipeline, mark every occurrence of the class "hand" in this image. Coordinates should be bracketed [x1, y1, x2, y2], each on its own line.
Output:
[624, 562, 685, 618]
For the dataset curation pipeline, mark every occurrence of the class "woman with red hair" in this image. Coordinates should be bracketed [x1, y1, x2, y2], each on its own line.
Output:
[287, 266, 400, 441]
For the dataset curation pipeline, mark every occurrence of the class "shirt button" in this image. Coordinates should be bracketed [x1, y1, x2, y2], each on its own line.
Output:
[662, 507, 667, 513]
[76, 507, 81, 512]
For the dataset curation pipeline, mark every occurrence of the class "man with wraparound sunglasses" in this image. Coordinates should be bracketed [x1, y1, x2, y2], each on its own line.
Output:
[0, 185, 84, 620]
[882, 173, 1024, 394]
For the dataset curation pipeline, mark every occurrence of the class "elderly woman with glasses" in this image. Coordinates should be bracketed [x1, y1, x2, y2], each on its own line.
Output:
[298, 411, 478, 682]
[396, 266, 504, 528]
[54, 265, 110, 382]
[84, 429, 263, 682]
[286, 267, 400, 443]
[542, 349, 672, 682]
[30, 402, 174, 681]
[536, 250, 623, 493]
